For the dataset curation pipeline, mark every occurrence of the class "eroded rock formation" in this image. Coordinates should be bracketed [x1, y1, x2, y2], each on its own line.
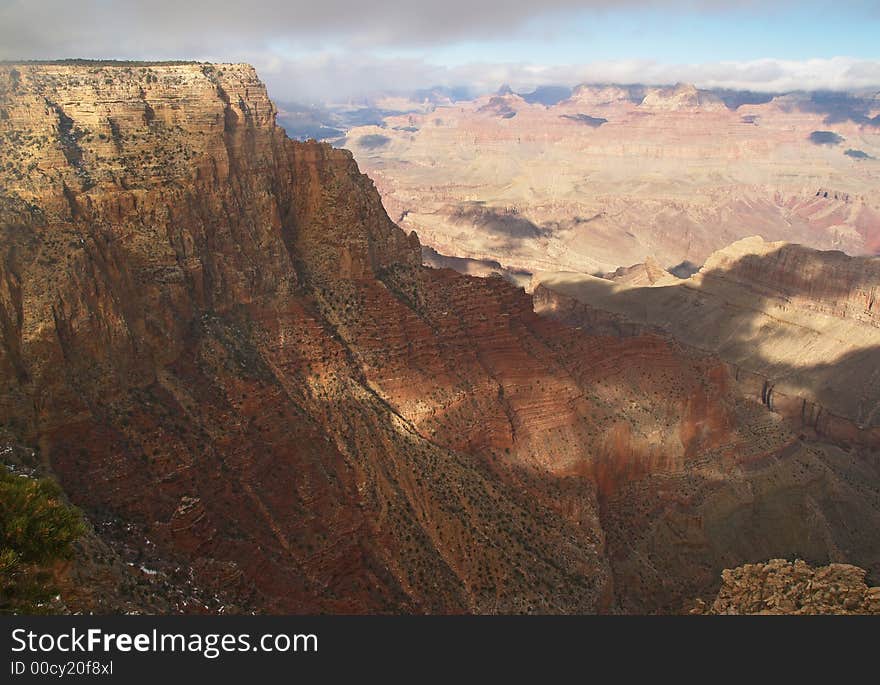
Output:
[345, 84, 880, 275]
[2, 63, 879, 614]
[532, 237, 880, 447]
[692, 559, 880, 615]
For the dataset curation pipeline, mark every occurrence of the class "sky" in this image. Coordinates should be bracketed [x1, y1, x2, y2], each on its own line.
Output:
[1, 0, 879, 102]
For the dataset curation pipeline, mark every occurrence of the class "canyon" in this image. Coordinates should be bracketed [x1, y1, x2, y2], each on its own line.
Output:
[532, 237, 880, 449]
[1, 63, 879, 614]
[344, 83, 880, 275]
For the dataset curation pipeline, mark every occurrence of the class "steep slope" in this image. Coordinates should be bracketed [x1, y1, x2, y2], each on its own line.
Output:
[0, 62, 615, 613]
[533, 237, 880, 446]
[1, 63, 879, 614]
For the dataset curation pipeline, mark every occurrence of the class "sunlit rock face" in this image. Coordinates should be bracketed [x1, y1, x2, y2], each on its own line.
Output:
[1, 64, 879, 615]
[345, 83, 880, 275]
[533, 236, 880, 447]
[691, 559, 880, 615]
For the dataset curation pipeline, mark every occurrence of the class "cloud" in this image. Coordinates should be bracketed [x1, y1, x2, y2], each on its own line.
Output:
[2, 1, 879, 102]
[0, 1, 797, 58]
[259, 54, 880, 103]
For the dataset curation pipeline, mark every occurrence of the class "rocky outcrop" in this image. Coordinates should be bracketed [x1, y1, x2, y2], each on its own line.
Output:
[600, 256, 672, 286]
[639, 83, 727, 112]
[697, 236, 880, 328]
[2, 63, 879, 614]
[692, 559, 880, 615]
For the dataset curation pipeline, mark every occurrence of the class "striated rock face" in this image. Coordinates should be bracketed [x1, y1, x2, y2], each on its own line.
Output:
[693, 559, 880, 615]
[2, 63, 879, 614]
[697, 236, 880, 328]
[532, 237, 880, 447]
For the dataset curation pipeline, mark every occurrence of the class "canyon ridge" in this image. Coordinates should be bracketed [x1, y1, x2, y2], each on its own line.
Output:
[1, 62, 878, 614]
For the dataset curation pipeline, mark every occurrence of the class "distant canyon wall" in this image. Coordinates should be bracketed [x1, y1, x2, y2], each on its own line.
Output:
[347, 83, 880, 274]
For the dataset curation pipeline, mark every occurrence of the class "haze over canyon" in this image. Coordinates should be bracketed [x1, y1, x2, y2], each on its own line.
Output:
[333, 82, 880, 276]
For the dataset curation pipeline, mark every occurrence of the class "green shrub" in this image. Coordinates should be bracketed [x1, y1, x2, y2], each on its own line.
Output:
[0, 470, 85, 614]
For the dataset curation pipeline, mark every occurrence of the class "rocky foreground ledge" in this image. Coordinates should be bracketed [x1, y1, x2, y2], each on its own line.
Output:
[691, 559, 880, 615]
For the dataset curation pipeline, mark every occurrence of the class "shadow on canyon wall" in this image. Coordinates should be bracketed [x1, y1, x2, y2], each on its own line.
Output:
[536, 245, 880, 609]
[540, 244, 880, 432]
[449, 203, 548, 247]
[793, 91, 880, 127]
[559, 113, 608, 127]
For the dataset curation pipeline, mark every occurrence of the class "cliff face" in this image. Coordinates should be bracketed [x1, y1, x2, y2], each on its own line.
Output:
[1, 64, 879, 614]
[533, 237, 880, 446]
[697, 236, 880, 328]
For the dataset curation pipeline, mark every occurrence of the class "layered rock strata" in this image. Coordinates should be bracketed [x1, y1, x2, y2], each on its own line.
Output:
[2, 64, 879, 614]
[346, 84, 880, 275]
[532, 237, 880, 447]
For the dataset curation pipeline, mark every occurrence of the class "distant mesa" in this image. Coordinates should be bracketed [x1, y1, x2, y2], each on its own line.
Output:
[412, 85, 473, 104]
[809, 130, 844, 145]
[566, 84, 643, 107]
[343, 78, 880, 275]
[639, 83, 726, 111]
[560, 113, 608, 127]
[478, 95, 518, 119]
[797, 91, 880, 127]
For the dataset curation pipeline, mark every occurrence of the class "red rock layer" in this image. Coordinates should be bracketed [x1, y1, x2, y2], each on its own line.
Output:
[2, 64, 879, 614]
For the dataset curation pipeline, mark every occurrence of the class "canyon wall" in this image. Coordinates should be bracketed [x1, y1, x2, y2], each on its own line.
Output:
[533, 237, 880, 448]
[1, 64, 879, 613]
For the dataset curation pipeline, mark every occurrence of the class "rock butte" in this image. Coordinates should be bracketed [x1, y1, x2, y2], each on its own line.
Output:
[1, 63, 879, 614]
[346, 82, 880, 275]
